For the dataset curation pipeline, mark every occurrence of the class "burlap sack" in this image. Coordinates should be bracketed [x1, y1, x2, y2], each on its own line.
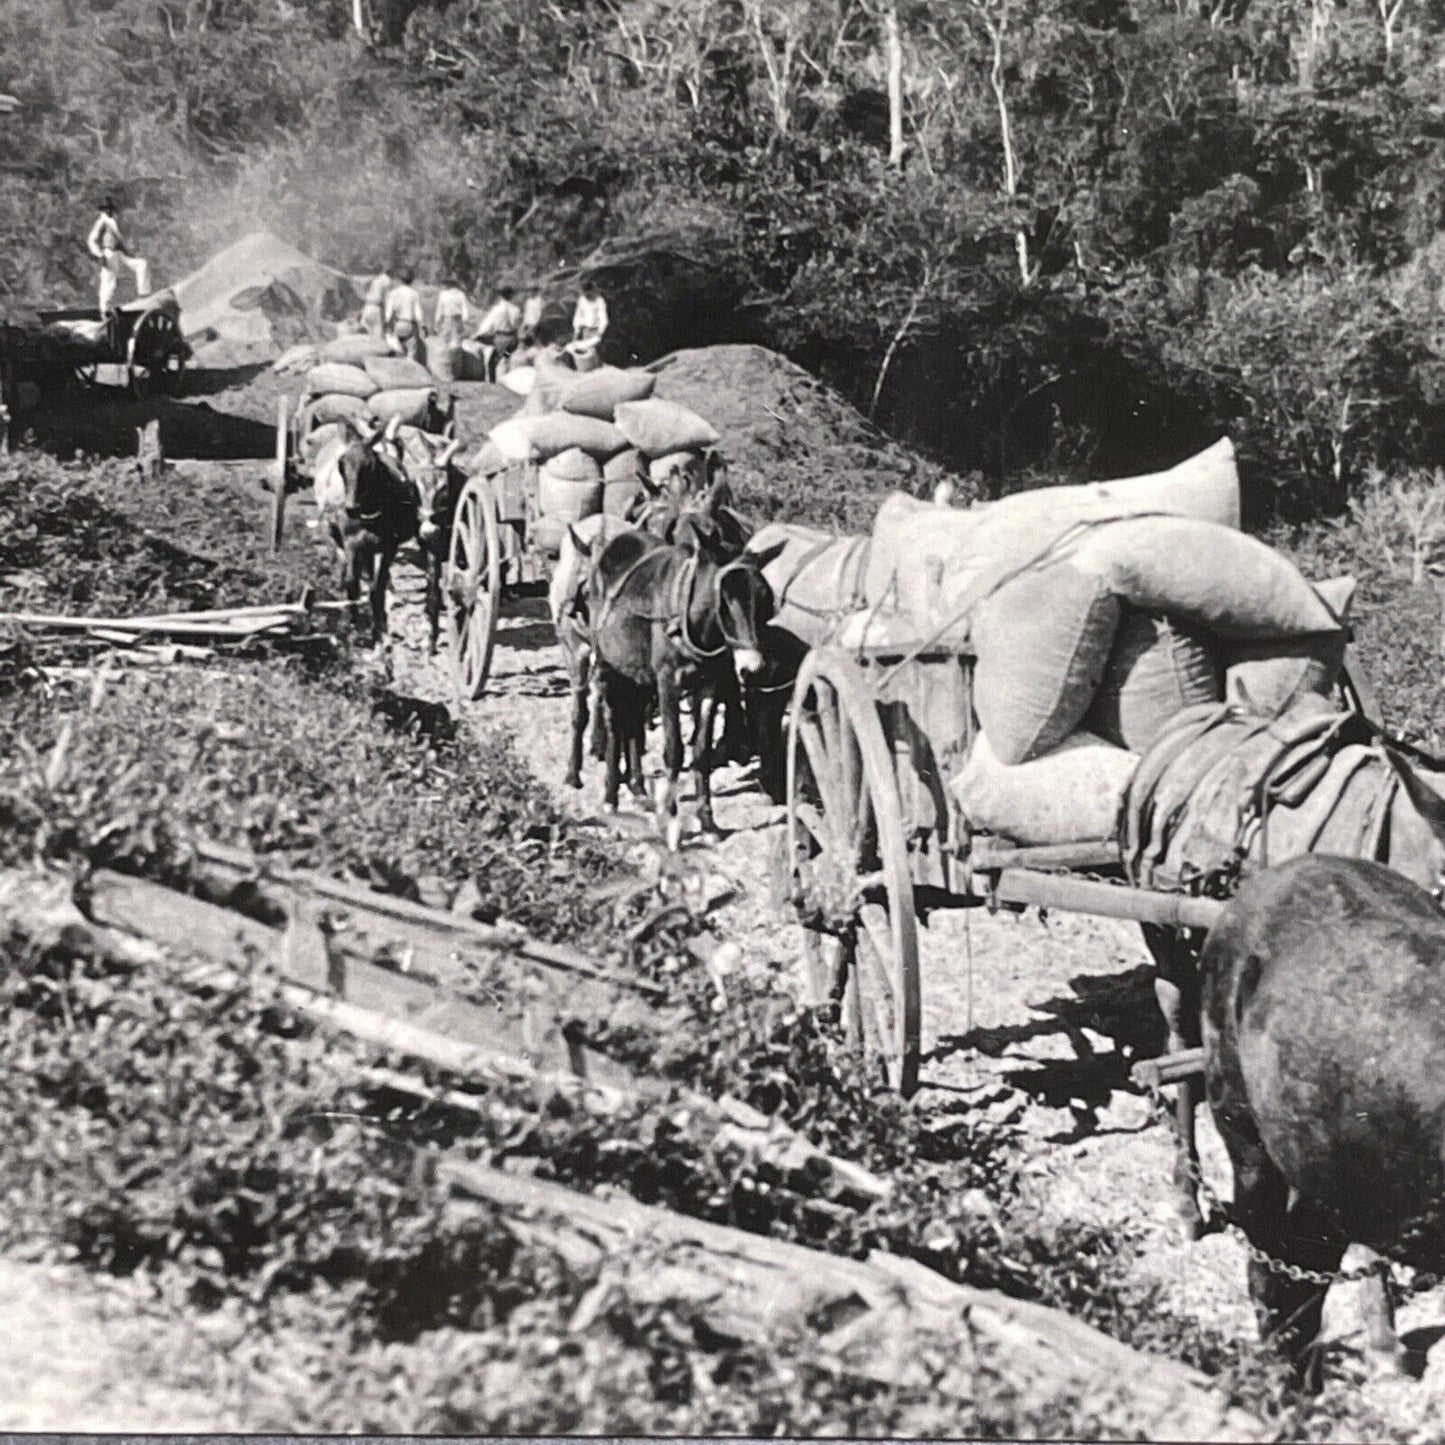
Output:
[367, 387, 436, 428]
[1071, 517, 1339, 640]
[526, 412, 628, 462]
[1083, 609, 1222, 752]
[1224, 576, 1356, 717]
[538, 448, 603, 522]
[302, 393, 374, 428]
[305, 362, 378, 400]
[972, 561, 1122, 766]
[322, 334, 394, 365]
[614, 398, 720, 458]
[748, 522, 871, 650]
[954, 730, 1140, 846]
[365, 355, 435, 391]
[560, 366, 656, 420]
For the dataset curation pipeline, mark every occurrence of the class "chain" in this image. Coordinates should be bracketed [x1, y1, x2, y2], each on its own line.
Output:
[1141, 1083, 1444, 1295]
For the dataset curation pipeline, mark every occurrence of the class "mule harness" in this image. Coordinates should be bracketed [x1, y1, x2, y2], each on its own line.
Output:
[590, 547, 759, 663]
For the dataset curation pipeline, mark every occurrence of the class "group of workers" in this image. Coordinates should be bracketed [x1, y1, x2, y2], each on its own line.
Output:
[83, 197, 614, 379]
[360, 265, 610, 379]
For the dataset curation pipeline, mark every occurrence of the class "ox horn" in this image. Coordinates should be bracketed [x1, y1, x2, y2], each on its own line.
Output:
[353, 416, 386, 449]
[383, 414, 402, 443]
[438, 437, 462, 466]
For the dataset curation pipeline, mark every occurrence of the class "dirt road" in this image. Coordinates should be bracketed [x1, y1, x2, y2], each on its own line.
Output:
[386, 561, 1445, 1434]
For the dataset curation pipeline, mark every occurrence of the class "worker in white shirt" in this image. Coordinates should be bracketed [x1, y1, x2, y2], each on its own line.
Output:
[433, 278, 471, 349]
[87, 197, 151, 313]
[384, 266, 426, 361]
[473, 285, 523, 381]
[520, 288, 545, 345]
[361, 266, 393, 340]
[572, 279, 608, 350]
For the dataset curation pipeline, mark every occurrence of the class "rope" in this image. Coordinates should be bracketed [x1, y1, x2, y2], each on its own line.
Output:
[870, 511, 1177, 694]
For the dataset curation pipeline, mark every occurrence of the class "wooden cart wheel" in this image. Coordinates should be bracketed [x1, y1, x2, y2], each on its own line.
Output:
[785, 648, 921, 1093]
[270, 395, 291, 554]
[445, 475, 503, 700]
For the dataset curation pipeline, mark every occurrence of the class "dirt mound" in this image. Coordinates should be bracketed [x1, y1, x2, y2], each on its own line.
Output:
[649, 344, 961, 533]
[173, 232, 361, 359]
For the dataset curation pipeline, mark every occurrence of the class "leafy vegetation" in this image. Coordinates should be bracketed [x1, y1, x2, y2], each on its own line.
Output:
[7, 0, 1445, 513]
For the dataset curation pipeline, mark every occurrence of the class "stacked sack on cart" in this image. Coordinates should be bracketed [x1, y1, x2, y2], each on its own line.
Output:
[274, 333, 448, 470]
[851, 439, 1358, 847]
[471, 353, 721, 554]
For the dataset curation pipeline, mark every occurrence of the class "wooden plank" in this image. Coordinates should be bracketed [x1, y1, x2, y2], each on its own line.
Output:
[989, 868, 1224, 933]
[1131, 1047, 1206, 1091]
[187, 834, 666, 1000]
[441, 1160, 1263, 1443]
[968, 838, 1121, 872]
[86, 871, 638, 1086]
[48, 870, 889, 1205]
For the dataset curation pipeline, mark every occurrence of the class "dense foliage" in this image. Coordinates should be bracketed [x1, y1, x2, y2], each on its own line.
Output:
[6, 0, 1445, 513]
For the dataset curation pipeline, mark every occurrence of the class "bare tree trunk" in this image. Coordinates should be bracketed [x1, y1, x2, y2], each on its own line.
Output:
[883, 1, 905, 167]
[871, 263, 932, 420]
[1377, 0, 1405, 56]
[974, 0, 1034, 287]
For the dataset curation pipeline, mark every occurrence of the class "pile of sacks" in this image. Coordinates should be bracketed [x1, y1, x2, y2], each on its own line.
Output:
[852, 440, 1358, 846]
[275, 334, 445, 457]
[471, 353, 721, 553]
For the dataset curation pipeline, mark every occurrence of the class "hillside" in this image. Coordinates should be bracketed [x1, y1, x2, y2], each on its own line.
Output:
[5, 0, 1445, 516]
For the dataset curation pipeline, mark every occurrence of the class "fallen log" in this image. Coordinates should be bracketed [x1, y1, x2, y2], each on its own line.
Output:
[0, 611, 299, 643]
[441, 1159, 1263, 1443]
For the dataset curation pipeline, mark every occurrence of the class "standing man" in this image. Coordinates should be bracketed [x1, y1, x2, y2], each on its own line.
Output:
[87, 197, 151, 313]
[473, 284, 523, 381]
[433, 277, 471, 350]
[361, 264, 393, 340]
[384, 266, 426, 361]
[572, 277, 608, 349]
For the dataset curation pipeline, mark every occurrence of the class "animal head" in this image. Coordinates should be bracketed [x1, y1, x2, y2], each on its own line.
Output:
[410, 435, 462, 542]
[337, 415, 405, 516]
[714, 542, 784, 678]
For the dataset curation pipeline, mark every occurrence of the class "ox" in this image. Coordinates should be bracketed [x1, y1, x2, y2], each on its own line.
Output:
[393, 427, 463, 655]
[1201, 854, 1445, 1379]
[314, 416, 417, 644]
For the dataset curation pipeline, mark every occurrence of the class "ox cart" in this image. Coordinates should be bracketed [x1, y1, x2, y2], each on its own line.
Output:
[272, 394, 580, 701]
[443, 454, 601, 701]
[779, 635, 1381, 1094]
[29, 294, 189, 399]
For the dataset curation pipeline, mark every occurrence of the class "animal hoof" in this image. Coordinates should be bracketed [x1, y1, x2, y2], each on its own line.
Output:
[565, 773, 583, 790]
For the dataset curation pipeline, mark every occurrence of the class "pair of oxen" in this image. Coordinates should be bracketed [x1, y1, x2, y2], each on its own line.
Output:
[550, 460, 790, 837]
[313, 414, 464, 654]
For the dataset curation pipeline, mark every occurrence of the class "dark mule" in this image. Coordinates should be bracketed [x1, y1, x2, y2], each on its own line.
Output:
[396, 430, 463, 654]
[576, 526, 783, 834]
[321, 417, 410, 643]
[1201, 854, 1445, 1380]
[628, 456, 756, 772]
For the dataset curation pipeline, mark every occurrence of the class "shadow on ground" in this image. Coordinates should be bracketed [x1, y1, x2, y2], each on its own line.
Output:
[931, 964, 1168, 1143]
